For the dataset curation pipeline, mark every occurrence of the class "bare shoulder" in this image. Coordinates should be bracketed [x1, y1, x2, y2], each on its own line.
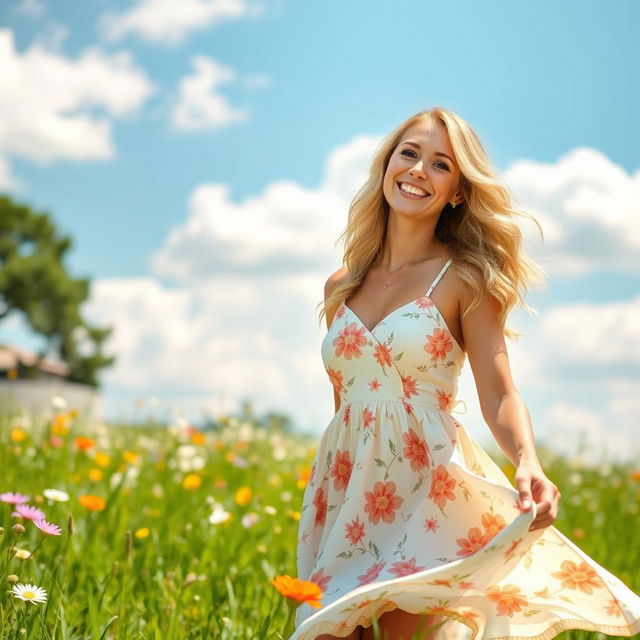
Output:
[324, 265, 349, 300]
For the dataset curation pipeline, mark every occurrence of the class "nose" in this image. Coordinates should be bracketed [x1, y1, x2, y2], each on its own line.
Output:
[408, 160, 427, 180]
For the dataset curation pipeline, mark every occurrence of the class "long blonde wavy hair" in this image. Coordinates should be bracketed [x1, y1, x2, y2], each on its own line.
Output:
[319, 107, 546, 341]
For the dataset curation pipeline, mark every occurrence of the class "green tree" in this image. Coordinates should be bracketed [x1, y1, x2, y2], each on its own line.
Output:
[0, 194, 115, 387]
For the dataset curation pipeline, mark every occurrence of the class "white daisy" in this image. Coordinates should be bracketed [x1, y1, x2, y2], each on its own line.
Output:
[11, 583, 47, 604]
[43, 489, 70, 503]
[208, 503, 232, 525]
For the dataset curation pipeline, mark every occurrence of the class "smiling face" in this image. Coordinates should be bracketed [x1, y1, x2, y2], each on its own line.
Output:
[382, 118, 463, 218]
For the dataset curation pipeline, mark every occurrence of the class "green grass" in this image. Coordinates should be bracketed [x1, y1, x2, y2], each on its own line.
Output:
[0, 408, 638, 639]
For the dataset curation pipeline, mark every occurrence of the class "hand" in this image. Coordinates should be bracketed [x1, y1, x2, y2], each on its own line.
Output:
[514, 459, 562, 532]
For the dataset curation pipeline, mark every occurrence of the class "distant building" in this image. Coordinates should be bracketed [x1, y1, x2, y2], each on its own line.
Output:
[0, 344, 103, 420]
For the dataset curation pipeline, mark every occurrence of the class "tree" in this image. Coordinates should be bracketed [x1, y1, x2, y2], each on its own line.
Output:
[0, 194, 115, 387]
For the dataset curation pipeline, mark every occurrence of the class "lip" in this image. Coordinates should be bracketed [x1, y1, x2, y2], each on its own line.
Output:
[396, 181, 431, 198]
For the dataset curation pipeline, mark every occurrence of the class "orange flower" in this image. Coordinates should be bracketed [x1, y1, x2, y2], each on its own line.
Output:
[456, 526, 489, 557]
[79, 494, 106, 511]
[333, 323, 367, 360]
[423, 327, 453, 362]
[486, 584, 529, 617]
[271, 574, 323, 609]
[75, 436, 95, 451]
[122, 450, 139, 465]
[551, 560, 605, 594]
[428, 465, 457, 509]
[630, 470, 640, 482]
[191, 432, 206, 446]
[296, 466, 313, 490]
[88, 468, 103, 482]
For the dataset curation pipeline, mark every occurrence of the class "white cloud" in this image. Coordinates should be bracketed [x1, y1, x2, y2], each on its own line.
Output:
[538, 296, 640, 365]
[505, 147, 640, 275]
[170, 56, 250, 131]
[99, 0, 264, 46]
[150, 135, 381, 281]
[0, 28, 155, 167]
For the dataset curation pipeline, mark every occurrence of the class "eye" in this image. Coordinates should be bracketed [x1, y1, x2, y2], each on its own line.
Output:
[401, 150, 450, 171]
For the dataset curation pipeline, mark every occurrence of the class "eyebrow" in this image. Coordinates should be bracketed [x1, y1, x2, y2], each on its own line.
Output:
[401, 140, 454, 163]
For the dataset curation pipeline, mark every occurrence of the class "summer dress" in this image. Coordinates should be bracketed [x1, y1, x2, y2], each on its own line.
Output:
[292, 258, 640, 640]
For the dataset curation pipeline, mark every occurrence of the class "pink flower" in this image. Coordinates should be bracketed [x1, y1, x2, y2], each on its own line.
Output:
[0, 492, 30, 505]
[13, 505, 46, 521]
[357, 561, 387, 586]
[389, 557, 426, 577]
[33, 519, 62, 536]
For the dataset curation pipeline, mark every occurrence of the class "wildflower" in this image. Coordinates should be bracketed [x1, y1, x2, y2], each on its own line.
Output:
[241, 513, 260, 528]
[93, 452, 111, 468]
[0, 492, 30, 505]
[75, 437, 96, 452]
[297, 466, 312, 490]
[235, 486, 252, 506]
[191, 432, 206, 446]
[209, 503, 232, 525]
[213, 477, 227, 489]
[7, 574, 19, 583]
[122, 450, 139, 465]
[631, 470, 640, 482]
[264, 505, 277, 515]
[183, 474, 202, 490]
[78, 495, 106, 511]
[43, 489, 69, 503]
[49, 435, 64, 447]
[33, 519, 62, 536]
[213, 440, 224, 451]
[10, 429, 27, 442]
[51, 395, 67, 410]
[11, 583, 47, 605]
[14, 549, 31, 559]
[12, 524, 26, 535]
[51, 413, 71, 435]
[272, 574, 323, 637]
[88, 468, 103, 482]
[573, 528, 585, 539]
[287, 510, 301, 521]
[13, 505, 46, 521]
[135, 528, 150, 539]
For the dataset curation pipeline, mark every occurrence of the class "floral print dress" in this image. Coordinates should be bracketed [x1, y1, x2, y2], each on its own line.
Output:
[291, 258, 640, 640]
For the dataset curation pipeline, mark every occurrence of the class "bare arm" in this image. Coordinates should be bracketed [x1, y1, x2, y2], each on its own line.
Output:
[460, 265, 541, 469]
[324, 267, 348, 414]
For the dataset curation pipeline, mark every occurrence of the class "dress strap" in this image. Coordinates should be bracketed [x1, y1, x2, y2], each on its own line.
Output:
[426, 258, 453, 297]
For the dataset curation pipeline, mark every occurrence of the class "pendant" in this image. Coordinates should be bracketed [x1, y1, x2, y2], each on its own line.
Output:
[383, 284, 388, 290]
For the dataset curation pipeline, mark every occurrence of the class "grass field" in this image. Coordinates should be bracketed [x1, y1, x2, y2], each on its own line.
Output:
[0, 405, 638, 639]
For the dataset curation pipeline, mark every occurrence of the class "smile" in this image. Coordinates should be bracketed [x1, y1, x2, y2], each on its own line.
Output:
[397, 181, 431, 199]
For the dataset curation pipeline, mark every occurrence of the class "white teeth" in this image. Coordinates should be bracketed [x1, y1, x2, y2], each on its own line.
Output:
[399, 182, 428, 197]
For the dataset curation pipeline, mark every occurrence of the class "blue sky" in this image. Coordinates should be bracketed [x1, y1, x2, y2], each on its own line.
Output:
[1, 0, 639, 462]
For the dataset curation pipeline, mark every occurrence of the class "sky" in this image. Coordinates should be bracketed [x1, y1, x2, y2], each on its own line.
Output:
[1, 0, 639, 463]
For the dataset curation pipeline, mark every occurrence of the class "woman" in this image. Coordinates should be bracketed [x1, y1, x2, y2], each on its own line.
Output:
[291, 107, 640, 640]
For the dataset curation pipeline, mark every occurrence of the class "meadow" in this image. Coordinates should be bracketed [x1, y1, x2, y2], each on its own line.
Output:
[0, 401, 638, 639]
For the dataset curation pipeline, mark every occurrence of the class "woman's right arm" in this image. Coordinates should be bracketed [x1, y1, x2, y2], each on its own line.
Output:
[324, 267, 348, 413]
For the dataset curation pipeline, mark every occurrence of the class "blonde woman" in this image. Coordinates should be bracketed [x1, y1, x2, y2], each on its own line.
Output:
[290, 108, 640, 640]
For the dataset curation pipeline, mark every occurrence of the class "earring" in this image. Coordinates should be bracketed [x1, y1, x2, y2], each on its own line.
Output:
[451, 202, 456, 209]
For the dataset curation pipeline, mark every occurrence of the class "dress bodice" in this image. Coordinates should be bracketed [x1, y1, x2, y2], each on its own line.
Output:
[321, 258, 466, 413]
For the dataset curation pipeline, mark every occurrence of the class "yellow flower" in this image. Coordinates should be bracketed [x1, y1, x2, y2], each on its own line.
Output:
[235, 486, 253, 506]
[88, 468, 103, 482]
[213, 440, 224, 451]
[10, 428, 27, 442]
[51, 413, 71, 435]
[287, 510, 301, 521]
[93, 452, 111, 468]
[122, 450, 139, 465]
[183, 474, 201, 490]
[135, 528, 150, 539]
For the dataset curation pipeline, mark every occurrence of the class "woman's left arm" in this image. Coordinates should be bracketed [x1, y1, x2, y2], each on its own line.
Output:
[459, 265, 562, 532]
